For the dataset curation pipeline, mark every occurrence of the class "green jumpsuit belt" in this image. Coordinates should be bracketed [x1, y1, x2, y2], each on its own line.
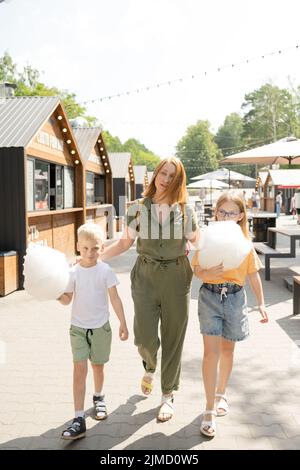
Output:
[131, 254, 193, 394]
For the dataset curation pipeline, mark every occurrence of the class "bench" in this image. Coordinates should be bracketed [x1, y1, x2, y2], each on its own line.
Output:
[294, 276, 300, 316]
[253, 242, 292, 281]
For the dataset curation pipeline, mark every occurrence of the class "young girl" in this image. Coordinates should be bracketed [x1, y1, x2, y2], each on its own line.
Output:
[192, 192, 268, 438]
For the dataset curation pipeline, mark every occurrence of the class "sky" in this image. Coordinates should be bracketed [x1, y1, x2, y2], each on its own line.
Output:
[1, 0, 300, 157]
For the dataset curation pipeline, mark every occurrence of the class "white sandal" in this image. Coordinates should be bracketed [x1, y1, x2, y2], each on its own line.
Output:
[215, 393, 229, 416]
[200, 409, 217, 437]
[157, 394, 174, 422]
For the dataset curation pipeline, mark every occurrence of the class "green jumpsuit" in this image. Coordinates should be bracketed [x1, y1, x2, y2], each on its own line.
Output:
[126, 197, 198, 394]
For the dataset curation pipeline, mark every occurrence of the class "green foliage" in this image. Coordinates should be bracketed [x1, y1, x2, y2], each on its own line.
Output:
[0, 51, 16, 82]
[176, 120, 221, 181]
[123, 138, 160, 170]
[101, 133, 160, 169]
[0, 52, 159, 160]
[101, 130, 123, 152]
[0, 51, 97, 124]
[215, 113, 244, 156]
[242, 83, 297, 142]
[215, 113, 256, 177]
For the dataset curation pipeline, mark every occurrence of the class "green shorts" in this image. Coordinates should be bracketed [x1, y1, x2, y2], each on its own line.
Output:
[69, 322, 112, 364]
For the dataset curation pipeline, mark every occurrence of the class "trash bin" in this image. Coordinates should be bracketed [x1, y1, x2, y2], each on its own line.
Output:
[0, 251, 18, 296]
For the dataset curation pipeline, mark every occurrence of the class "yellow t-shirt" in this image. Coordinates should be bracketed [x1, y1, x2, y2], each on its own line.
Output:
[191, 246, 262, 286]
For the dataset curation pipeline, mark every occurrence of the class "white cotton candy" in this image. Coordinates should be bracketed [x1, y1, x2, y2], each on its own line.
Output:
[23, 245, 70, 301]
[197, 221, 252, 270]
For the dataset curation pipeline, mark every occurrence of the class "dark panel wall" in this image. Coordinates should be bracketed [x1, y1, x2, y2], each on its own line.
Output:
[135, 183, 144, 199]
[112, 178, 126, 216]
[0, 147, 27, 287]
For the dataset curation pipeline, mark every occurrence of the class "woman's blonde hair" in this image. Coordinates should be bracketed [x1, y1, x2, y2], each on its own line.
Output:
[215, 192, 250, 239]
[143, 156, 187, 206]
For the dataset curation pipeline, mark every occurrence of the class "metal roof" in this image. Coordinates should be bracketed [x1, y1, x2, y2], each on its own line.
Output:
[133, 165, 147, 184]
[72, 127, 102, 165]
[0, 96, 60, 147]
[108, 152, 131, 178]
[258, 171, 269, 185]
[268, 169, 300, 186]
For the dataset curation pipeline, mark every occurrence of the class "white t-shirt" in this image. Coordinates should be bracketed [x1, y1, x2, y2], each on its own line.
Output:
[66, 261, 119, 329]
[295, 192, 300, 209]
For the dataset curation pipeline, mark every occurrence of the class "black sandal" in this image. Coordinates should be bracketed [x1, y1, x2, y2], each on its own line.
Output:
[93, 395, 107, 420]
[61, 417, 86, 440]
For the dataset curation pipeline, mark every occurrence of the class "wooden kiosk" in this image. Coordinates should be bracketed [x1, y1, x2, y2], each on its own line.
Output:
[0, 96, 110, 291]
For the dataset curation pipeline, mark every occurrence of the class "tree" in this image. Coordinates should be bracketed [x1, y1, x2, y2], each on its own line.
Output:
[0, 51, 17, 82]
[176, 120, 221, 181]
[0, 52, 97, 124]
[123, 138, 160, 170]
[242, 83, 297, 143]
[215, 113, 244, 156]
[215, 113, 255, 177]
[101, 130, 123, 152]
[0, 52, 160, 162]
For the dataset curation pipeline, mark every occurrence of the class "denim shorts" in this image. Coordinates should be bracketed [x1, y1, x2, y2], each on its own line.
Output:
[198, 283, 249, 342]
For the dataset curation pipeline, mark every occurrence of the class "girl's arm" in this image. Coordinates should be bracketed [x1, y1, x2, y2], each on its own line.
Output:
[247, 271, 268, 323]
[101, 226, 135, 261]
[108, 286, 129, 340]
[194, 263, 224, 282]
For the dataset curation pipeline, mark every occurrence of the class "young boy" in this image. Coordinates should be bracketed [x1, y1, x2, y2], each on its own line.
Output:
[58, 223, 128, 440]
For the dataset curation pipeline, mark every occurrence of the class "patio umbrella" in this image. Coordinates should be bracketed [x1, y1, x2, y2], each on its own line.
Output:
[221, 136, 300, 165]
[191, 167, 255, 187]
[187, 178, 229, 204]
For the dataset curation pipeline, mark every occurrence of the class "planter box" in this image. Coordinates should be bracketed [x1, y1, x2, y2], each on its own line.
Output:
[0, 251, 18, 296]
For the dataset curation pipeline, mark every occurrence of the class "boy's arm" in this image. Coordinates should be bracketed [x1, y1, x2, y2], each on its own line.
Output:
[57, 292, 73, 305]
[108, 286, 129, 340]
[247, 271, 268, 323]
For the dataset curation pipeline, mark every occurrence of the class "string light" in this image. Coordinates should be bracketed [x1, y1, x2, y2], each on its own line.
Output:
[70, 44, 300, 107]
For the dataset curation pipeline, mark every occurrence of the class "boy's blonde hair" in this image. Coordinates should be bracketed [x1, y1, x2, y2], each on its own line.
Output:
[215, 191, 251, 239]
[77, 223, 104, 242]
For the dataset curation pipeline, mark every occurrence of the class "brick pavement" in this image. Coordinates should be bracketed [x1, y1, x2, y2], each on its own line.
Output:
[0, 218, 300, 450]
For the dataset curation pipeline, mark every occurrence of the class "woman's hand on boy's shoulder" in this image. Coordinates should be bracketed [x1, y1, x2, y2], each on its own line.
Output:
[258, 304, 268, 323]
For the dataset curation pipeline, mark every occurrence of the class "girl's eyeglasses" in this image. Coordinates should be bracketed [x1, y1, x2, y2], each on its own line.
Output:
[217, 209, 241, 219]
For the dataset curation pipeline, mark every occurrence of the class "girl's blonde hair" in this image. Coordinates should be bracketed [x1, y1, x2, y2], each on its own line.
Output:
[77, 223, 104, 242]
[215, 192, 250, 239]
[143, 156, 187, 206]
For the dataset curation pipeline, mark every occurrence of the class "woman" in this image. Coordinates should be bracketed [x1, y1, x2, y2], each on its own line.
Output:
[102, 157, 199, 421]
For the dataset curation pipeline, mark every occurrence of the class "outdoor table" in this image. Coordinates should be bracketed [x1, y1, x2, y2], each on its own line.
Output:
[248, 211, 277, 242]
[267, 227, 300, 254]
